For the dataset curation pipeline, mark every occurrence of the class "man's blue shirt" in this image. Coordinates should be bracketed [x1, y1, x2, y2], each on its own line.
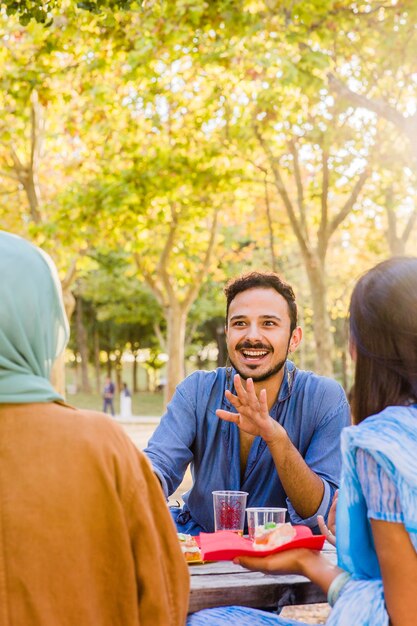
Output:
[144, 361, 350, 534]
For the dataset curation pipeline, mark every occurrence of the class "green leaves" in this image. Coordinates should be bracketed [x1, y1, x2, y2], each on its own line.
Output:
[4, 0, 55, 26]
[2, 0, 417, 383]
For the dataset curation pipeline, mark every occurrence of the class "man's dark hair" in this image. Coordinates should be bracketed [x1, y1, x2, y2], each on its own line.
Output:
[349, 256, 417, 424]
[224, 271, 298, 333]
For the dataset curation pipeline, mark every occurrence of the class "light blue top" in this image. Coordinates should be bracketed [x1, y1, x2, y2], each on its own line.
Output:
[327, 404, 417, 626]
[145, 362, 350, 533]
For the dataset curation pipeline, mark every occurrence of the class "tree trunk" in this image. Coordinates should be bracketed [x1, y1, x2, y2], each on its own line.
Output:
[132, 349, 139, 392]
[93, 326, 101, 394]
[115, 350, 123, 392]
[304, 260, 334, 377]
[106, 353, 112, 377]
[165, 303, 187, 404]
[385, 188, 417, 256]
[264, 176, 277, 272]
[75, 360, 82, 391]
[75, 297, 91, 393]
[385, 188, 404, 255]
[21, 172, 42, 223]
[216, 324, 227, 367]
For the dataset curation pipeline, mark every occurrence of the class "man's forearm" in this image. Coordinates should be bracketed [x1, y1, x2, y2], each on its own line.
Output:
[144, 454, 170, 499]
[267, 431, 325, 519]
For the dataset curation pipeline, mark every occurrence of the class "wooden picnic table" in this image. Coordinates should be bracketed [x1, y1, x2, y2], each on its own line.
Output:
[188, 543, 336, 614]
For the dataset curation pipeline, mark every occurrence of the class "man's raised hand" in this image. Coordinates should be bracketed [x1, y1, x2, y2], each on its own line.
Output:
[216, 374, 283, 442]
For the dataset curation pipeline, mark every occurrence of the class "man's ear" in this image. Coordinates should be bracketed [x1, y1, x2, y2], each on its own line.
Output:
[288, 326, 302, 353]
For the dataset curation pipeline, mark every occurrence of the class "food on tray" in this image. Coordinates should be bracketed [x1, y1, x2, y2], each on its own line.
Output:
[253, 522, 296, 550]
[177, 533, 202, 562]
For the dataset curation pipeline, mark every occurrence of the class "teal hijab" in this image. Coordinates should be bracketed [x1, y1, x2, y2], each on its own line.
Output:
[0, 231, 69, 404]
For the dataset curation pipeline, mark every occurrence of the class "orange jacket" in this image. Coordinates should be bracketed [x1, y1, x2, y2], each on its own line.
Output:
[0, 403, 189, 626]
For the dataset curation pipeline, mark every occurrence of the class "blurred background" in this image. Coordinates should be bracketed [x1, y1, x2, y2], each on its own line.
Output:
[2, 2, 417, 416]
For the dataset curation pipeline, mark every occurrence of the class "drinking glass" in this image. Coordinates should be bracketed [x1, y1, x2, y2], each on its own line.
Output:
[246, 507, 287, 541]
[212, 490, 248, 534]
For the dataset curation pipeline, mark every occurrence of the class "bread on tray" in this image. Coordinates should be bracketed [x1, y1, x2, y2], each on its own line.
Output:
[253, 522, 296, 550]
[177, 533, 202, 562]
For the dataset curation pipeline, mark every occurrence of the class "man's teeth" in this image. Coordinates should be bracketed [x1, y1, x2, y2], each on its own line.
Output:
[242, 350, 268, 357]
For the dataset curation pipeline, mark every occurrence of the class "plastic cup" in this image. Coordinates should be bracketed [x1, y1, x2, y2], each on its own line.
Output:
[246, 507, 287, 541]
[212, 490, 248, 534]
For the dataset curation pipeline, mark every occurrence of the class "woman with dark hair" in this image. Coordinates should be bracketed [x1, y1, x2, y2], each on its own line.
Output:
[188, 257, 417, 626]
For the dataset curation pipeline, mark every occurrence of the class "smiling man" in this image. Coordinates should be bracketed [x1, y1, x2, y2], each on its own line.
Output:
[144, 272, 350, 535]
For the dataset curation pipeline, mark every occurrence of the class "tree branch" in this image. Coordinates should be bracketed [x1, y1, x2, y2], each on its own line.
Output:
[9, 144, 24, 174]
[30, 89, 44, 171]
[384, 185, 398, 254]
[134, 253, 166, 307]
[0, 169, 19, 182]
[61, 258, 77, 291]
[401, 207, 417, 246]
[8, 138, 43, 223]
[289, 139, 308, 241]
[328, 168, 370, 236]
[264, 172, 277, 272]
[156, 203, 178, 304]
[153, 322, 167, 353]
[253, 122, 310, 259]
[183, 206, 219, 311]
[317, 147, 329, 257]
[328, 73, 415, 135]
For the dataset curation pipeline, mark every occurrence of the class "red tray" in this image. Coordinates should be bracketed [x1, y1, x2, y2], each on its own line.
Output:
[199, 525, 325, 561]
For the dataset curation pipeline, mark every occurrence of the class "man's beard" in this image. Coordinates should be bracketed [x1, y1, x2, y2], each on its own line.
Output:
[227, 352, 288, 383]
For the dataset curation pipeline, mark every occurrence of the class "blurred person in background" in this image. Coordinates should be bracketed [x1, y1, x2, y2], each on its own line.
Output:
[102, 375, 115, 415]
[120, 381, 132, 418]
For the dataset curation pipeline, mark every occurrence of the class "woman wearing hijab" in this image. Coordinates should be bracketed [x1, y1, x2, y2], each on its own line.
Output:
[0, 232, 189, 626]
[188, 256, 417, 626]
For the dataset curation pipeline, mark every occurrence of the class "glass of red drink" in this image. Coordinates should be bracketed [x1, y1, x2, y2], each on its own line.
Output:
[212, 490, 249, 534]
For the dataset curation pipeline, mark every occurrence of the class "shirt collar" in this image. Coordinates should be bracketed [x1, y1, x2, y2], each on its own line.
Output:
[277, 360, 296, 402]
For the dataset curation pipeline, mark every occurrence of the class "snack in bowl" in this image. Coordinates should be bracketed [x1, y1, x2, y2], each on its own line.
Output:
[253, 522, 296, 550]
[177, 533, 202, 562]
